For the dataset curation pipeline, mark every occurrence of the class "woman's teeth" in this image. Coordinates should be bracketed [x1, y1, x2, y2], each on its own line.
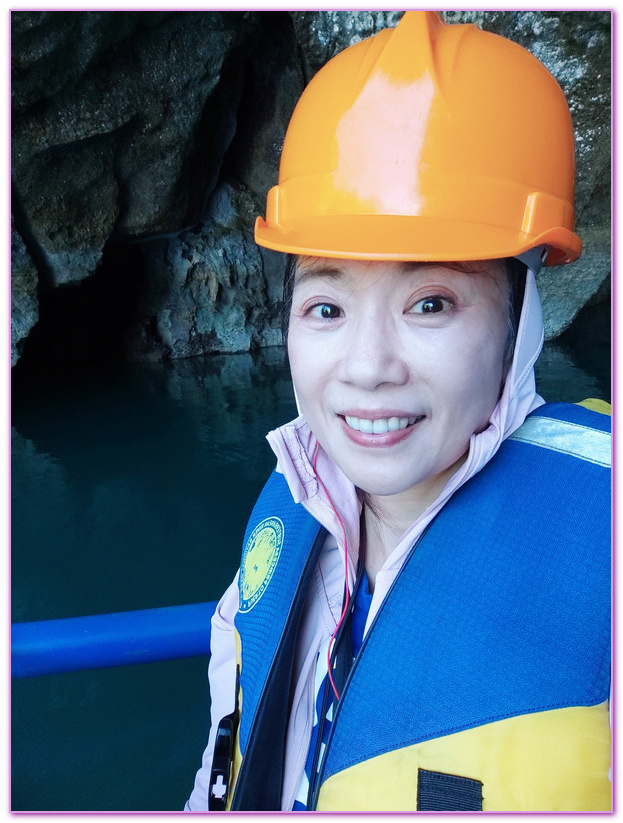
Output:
[344, 415, 420, 434]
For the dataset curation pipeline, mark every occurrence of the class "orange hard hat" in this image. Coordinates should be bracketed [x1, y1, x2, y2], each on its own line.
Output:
[255, 11, 581, 266]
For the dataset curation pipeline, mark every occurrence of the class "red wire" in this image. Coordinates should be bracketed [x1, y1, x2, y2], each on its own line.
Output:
[312, 442, 351, 702]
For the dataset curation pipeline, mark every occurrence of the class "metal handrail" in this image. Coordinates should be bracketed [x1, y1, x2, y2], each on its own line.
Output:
[11, 601, 218, 678]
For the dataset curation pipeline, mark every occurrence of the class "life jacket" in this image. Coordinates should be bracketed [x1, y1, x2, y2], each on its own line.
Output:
[220, 402, 611, 812]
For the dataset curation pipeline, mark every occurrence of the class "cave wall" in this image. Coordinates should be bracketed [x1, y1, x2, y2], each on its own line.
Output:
[11, 11, 611, 367]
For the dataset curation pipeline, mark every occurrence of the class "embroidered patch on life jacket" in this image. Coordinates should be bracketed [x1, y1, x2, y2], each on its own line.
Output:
[239, 516, 284, 613]
[417, 768, 483, 811]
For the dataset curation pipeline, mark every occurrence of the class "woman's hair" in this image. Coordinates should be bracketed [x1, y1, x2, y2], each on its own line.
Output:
[503, 256, 528, 368]
[281, 254, 299, 346]
[281, 254, 527, 363]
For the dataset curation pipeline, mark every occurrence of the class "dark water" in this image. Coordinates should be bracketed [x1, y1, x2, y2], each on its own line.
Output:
[11, 326, 610, 811]
[11, 347, 298, 812]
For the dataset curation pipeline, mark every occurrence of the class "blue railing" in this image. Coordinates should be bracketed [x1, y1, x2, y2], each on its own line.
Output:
[11, 601, 218, 678]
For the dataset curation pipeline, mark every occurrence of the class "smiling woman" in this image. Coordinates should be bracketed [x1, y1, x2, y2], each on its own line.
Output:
[185, 11, 611, 813]
[287, 259, 509, 514]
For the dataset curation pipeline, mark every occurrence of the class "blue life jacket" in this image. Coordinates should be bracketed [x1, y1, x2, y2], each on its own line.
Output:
[225, 402, 611, 811]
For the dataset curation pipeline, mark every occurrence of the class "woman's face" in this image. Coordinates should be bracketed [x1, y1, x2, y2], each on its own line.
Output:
[287, 257, 510, 500]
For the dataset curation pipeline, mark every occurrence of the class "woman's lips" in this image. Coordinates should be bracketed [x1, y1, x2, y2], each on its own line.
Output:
[339, 413, 425, 445]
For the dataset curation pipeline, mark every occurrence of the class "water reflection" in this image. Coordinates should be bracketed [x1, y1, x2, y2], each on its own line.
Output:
[535, 341, 609, 406]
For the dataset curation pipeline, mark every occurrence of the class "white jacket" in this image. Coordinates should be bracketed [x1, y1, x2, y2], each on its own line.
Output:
[185, 265, 546, 811]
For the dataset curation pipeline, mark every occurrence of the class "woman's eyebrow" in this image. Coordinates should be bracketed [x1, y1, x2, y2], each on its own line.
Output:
[294, 263, 346, 282]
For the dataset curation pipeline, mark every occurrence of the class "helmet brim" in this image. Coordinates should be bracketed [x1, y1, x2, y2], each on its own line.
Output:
[255, 215, 581, 267]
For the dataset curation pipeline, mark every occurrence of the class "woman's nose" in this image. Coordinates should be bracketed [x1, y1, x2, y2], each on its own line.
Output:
[337, 312, 409, 390]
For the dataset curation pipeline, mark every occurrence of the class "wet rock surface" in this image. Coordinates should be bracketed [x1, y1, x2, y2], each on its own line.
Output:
[11, 216, 39, 367]
[11, 11, 610, 366]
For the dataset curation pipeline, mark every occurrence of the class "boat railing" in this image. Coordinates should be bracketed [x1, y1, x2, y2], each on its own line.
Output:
[11, 601, 218, 678]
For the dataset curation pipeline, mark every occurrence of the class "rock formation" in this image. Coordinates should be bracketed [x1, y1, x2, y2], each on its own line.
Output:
[11, 11, 611, 367]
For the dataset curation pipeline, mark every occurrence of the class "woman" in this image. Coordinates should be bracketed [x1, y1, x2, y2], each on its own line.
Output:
[186, 11, 610, 811]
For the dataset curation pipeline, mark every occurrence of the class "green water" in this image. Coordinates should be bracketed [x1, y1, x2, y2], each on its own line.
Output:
[11, 329, 610, 811]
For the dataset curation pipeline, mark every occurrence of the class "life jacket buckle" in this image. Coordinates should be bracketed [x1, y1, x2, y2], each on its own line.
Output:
[208, 710, 239, 811]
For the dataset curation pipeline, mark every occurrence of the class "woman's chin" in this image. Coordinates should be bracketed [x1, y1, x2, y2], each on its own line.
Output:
[353, 476, 422, 499]
[350, 452, 469, 504]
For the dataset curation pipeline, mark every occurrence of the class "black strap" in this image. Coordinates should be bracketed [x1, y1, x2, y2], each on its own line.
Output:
[417, 769, 483, 811]
[230, 526, 327, 810]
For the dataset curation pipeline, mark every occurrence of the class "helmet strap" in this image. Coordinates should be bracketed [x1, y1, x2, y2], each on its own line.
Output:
[515, 245, 548, 275]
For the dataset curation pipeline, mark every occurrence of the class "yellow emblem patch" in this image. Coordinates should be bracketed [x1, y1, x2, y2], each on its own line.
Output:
[239, 517, 284, 612]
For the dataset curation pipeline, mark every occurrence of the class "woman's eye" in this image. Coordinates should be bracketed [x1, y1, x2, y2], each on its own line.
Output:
[310, 303, 341, 320]
[411, 296, 451, 314]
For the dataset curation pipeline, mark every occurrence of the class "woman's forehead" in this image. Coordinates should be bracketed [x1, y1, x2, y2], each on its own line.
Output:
[293, 256, 507, 283]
